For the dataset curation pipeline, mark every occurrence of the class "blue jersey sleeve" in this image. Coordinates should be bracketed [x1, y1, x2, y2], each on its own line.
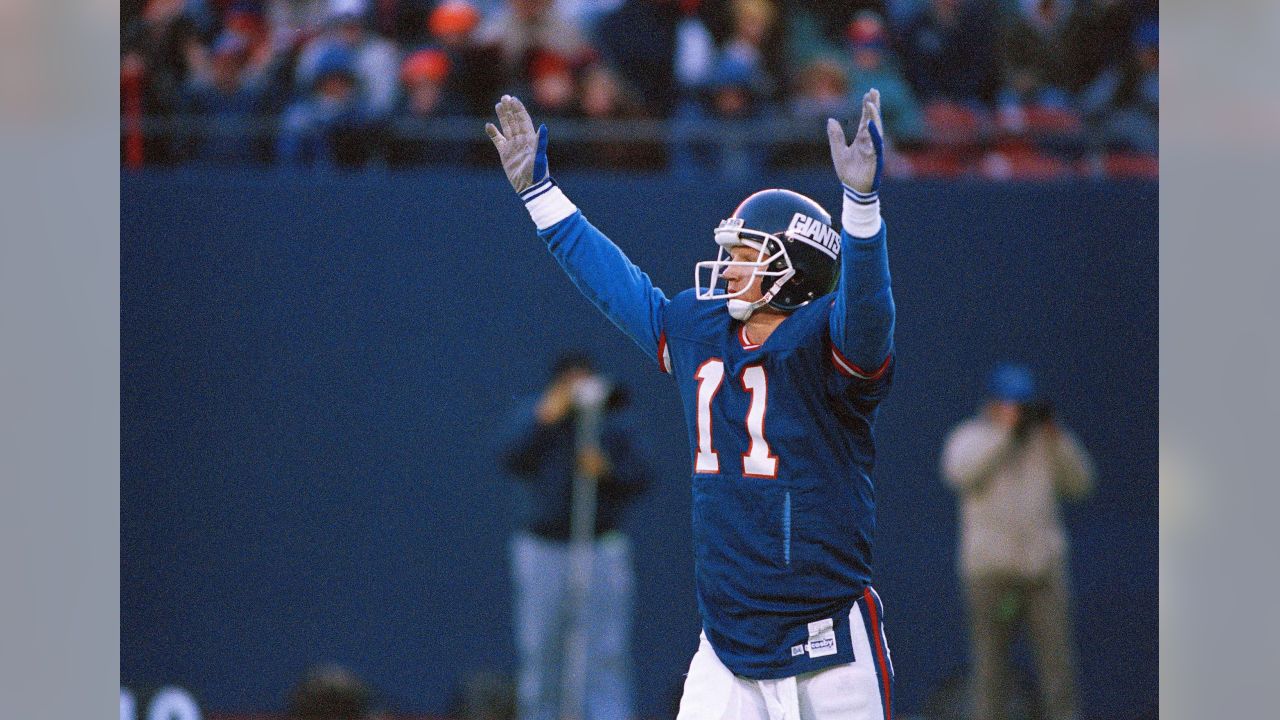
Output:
[539, 211, 670, 364]
[829, 205, 894, 379]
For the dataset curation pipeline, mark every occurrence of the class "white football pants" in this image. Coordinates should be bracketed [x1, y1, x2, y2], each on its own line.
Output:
[676, 589, 893, 720]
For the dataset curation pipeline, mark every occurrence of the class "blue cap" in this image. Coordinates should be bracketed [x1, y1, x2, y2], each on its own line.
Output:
[711, 53, 756, 90]
[313, 44, 358, 83]
[987, 362, 1037, 402]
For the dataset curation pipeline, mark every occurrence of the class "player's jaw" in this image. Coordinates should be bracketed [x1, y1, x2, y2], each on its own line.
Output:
[722, 246, 766, 302]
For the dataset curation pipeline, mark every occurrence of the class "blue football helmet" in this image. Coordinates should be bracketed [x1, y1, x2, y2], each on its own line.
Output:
[695, 189, 841, 320]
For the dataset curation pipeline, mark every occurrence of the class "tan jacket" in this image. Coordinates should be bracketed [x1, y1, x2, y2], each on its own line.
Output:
[941, 416, 1094, 579]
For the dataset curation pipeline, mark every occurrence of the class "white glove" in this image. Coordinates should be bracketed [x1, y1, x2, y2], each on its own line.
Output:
[484, 95, 548, 194]
[827, 89, 884, 197]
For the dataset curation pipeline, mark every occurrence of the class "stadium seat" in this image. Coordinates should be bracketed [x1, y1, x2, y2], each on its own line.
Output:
[924, 102, 987, 147]
[900, 149, 968, 178]
[1023, 106, 1083, 136]
[1102, 153, 1160, 179]
[979, 150, 1071, 180]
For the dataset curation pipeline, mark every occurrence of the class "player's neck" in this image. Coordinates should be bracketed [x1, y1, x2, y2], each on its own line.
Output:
[743, 308, 788, 345]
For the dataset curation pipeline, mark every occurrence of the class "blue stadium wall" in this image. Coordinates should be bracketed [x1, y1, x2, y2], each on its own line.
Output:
[121, 169, 1157, 718]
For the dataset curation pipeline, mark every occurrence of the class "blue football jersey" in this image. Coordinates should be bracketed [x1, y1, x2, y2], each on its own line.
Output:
[536, 201, 894, 679]
[657, 289, 893, 678]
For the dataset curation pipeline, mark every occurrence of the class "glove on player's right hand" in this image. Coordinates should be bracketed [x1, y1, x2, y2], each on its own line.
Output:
[485, 95, 549, 194]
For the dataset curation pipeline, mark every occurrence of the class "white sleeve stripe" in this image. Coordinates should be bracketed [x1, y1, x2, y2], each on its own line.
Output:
[518, 177, 554, 201]
[843, 183, 878, 204]
[525, 184, 578, 230]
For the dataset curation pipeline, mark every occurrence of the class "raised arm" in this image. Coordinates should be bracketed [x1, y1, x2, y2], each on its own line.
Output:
[826, 90, 895, 379]
[485, 96, 668, 363]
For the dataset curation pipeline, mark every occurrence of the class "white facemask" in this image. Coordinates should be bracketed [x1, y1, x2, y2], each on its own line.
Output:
[694, 219, 796, 320]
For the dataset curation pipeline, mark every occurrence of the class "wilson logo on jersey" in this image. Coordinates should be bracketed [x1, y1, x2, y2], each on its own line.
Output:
[787, 213, 840, 258]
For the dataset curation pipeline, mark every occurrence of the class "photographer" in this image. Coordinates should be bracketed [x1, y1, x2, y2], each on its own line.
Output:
[940, 362, 1095, 720]
[499, 351, 652, 720]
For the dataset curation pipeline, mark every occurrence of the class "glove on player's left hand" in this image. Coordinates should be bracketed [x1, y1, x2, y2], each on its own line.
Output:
[827, 88, 884, 196]
[485, 95, 548, 194]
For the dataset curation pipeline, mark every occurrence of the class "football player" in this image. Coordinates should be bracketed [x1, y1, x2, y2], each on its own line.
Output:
[486, 89, 896, 720]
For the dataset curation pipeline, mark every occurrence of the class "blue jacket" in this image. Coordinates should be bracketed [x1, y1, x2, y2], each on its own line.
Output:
[501, 396, 652, 541]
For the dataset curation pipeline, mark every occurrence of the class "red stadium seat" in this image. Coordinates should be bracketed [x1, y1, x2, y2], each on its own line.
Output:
[979, 150, 1071, 180]
[924, 102, 987, 147]
[1102, 153, 1159, 179]
[900, 149, 968, 178]
[1023, 106, 1083, 135]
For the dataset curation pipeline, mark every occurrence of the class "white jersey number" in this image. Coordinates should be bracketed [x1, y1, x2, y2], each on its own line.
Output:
[694, 360, 777, 478]
[694, 360, 725, 473]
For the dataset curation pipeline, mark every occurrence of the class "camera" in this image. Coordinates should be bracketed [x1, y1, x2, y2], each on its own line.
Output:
[1012, 400, 1054, 440]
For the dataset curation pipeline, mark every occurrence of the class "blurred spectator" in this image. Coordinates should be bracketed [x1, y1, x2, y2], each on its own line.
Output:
[772, 57, 855, 170]
[998, 0, 1073, 112]
[561, 63, 665, 170]
[429, 0, 505, 115]
[474, 0, 592, 91]
[500, 352, 652, 720]
[1078, 16, 1157, 154]
[710, 0, 783, 103]
[941, 363, 1095, 720]
[785, 6, 835, 70]
[1059, 0, 1153, 94]
[579, 63, 641, 121]
[706, 52, 763, 121]
[786, 1, 888, 67]
[673, 1, 716, 94]
[897, 0, 1001, 106]
[267, 0, 332, 42]
[223, 4, 275, 53]
[843, 10, 926, 145]
[185, 30, 280, 163]
[788, 58, 854, 123]
[120, 0, 1156, 174]
[559, 0, 630, 42]
[703, 51, 770, 177]
[295, 0, 401, 119]
[700, 0, 789, 104]
[386, 47, 468, 167]
[667, 1, 715, 176]
[526, 51, 579, 118]
[805, 0, 888, 43]
[400, 46, 452, 115]
[699, 0, 779, 122]
[669, 3, 775, 179]
[122, 0, 210, 163]
[367, 0, 438, 46]
[278, 45, 380, 167]
[595, 0, 683, 118]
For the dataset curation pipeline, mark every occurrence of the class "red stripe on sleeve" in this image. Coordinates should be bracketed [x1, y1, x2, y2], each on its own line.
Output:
[830, 343, 891, 380]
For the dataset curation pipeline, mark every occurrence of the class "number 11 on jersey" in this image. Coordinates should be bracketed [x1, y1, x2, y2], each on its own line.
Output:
[694, 360, 779, 478]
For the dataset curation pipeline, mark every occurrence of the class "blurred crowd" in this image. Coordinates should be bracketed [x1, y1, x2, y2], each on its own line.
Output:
[121, 0, 1158, 177]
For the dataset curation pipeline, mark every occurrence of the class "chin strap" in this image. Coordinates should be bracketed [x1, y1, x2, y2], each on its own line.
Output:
[726, 299, 760, 321]
[727, 269, 793, 321]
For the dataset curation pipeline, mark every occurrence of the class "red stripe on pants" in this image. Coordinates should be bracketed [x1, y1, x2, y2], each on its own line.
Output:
[863, 587, 892, 719]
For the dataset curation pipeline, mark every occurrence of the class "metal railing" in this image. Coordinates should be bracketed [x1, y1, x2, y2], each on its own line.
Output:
[123, 113, 839, 145]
